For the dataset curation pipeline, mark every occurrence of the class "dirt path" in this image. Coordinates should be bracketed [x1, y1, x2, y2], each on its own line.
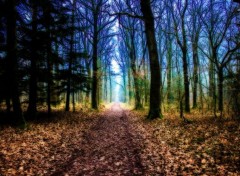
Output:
[52, 103, 146, 175]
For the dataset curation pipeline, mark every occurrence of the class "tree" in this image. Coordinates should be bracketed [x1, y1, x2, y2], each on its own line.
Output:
[6, 0, 25, 125]
[169, 0, 190, 112]
[27, 0, 38, 119]
[80, 0, 115, 110]
[118, 16, 143, 109]
[0, 1, 8, 110]
[112, 0, 162, 118]
[200, 0, 238, 114]
[65, 0, 76, 112]
[165, 1, 174, 105]
[187, 0, 203, 109]
[140, 0, 162, 119]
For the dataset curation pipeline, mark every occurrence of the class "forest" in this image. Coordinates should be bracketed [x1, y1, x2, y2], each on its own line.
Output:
[0, 0, 239, 175]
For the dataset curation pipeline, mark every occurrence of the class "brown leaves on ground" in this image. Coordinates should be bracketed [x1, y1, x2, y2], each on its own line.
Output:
[53, 106, 146, 175]
[0, 105, 239, 175]
[129, 110, 240, 175]
[0, 111, 100, 176]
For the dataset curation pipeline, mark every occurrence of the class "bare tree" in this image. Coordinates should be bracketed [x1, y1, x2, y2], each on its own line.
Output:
[80, 0, 115, 109]
[169, 0, 190, 112]
[112, 0, 162, 118]
[200, 0, 239, 114]
[118, 15, 143, 109]
[187, 0, 203, 109]
[140, 0, 162, 118]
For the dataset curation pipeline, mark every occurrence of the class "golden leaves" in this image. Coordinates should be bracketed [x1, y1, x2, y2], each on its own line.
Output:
[128, 110, 240, 175]
[0, 111, 99, 176]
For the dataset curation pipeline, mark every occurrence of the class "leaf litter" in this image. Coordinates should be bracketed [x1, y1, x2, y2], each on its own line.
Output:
[0, 105, 239, 175]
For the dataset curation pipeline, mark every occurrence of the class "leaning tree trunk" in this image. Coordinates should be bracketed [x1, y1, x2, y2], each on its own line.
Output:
[140, 0, 162, 119]
[6, 0, 25, 125]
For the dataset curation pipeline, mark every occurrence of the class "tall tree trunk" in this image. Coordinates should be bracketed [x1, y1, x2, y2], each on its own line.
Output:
[132, 69, 143, 109]
[122, 67, 127, 103]
[140, 0, 162, 119]
[171, 0, 190, 112]
[66, 0, 75, 112]
[91, 13, 98, 109]
[166, 3, 173, 105]
[192, 42, 199, 109]
[128, 68, 132, 105]
[166, 41, 173, 104]
[209, 57, 216, 111]
[109, 66, 112, 102]
[182, 49, 190, 112]
[46, 52, 52, 117]
[65, 58, 71, 112]
[6, 0, 25, 125]
[158, 32, 163, 111]
[199, 72, 204, 111]
[27, 1, 38, 119]
[104, 69, 108, 102]
[45, 3, 52, 117]
[130, 34, 143, 109]
[86, 62, 91, 106]
[218, 67, 224, 112]
[209, 0, 217, 113]
[143, 55, 149, 106]
[72, 90, 75, 112]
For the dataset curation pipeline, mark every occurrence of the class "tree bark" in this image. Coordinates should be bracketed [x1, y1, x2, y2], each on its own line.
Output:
[66, 0, 76, 112]
[140, 0, 162, 119]
[86, 62, 91, 106]
[218, 67, 224, 112]
[91, 12, 98, 109]
[109, 66, 112, 102]
[192, 42, 199, 109]
[166, 40, 173, 104]
[65, 56, 72, 112]
[131, 60, 143, 109]
[128, 68, 133, 104]
[182, 49, 190, 112]
[170, 0, 190, 112]
[122, 66, 127, 103]
[129, 30, 143, 109]
[6, 0, 25, 125]
[44, 3, 52, 117]
[209, 55, 216, 112]
[27, 0, 38, 119]
[166, 1, 173, 105]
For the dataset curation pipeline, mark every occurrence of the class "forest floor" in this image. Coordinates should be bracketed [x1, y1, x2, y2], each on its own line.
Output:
[0, 103, 239, 175]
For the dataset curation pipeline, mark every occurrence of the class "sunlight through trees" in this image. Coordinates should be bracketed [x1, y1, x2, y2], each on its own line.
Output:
[0, 0, 239, 121]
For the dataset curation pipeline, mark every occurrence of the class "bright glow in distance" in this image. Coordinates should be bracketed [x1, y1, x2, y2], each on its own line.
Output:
[111, 59, 121, 102]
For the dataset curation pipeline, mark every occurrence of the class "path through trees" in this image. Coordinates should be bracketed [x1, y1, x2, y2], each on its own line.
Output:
[52, 103, 154, 175]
